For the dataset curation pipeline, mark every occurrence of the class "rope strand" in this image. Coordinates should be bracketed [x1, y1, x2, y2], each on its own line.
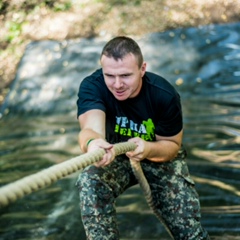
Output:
[0, 142, 136, 208]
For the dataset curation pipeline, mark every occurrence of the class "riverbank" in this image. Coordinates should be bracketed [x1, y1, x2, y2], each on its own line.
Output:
[0, 0, 240, 105]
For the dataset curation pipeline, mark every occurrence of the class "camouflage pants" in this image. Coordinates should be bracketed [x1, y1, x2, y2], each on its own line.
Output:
[76, 156, 210, 240]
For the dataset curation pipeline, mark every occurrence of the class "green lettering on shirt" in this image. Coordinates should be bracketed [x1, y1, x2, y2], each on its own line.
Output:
[114, 116, 155, 141]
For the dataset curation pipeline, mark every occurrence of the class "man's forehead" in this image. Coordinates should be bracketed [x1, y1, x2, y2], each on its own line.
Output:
[101, 55, 139, 68]
[101, 53, 136, 61]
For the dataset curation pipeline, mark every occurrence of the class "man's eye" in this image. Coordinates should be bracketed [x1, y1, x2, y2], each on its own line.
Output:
[106, 75, 114, 78]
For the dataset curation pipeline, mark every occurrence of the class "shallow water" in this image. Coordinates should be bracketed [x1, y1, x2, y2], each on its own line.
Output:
[0, 22, 240, 239]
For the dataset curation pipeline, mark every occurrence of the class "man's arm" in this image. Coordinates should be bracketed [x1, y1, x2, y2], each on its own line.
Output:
[126, 130, 183, 162]
[78, 109, 115, 167]
[78, 109, 106, 152]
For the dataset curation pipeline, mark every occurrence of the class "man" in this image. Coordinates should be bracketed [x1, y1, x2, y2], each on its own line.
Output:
[76, 36, 209, 239]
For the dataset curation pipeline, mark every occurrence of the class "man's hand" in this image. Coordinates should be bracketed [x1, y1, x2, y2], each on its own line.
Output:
[126, 137, 150, 162]
[87, 139, 115, 167]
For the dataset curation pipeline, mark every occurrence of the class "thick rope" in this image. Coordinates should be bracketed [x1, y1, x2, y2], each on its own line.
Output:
[0, 142, 136, 208]
[0, 141, 173, 238]
[130, 159, 174, 239]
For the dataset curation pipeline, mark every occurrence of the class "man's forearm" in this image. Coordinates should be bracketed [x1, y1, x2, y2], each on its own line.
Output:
[146, 140, 181, 162]
[78, 128, 105, 153]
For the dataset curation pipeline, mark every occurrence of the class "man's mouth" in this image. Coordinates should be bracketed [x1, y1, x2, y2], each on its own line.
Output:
[115, 90, 125, 95]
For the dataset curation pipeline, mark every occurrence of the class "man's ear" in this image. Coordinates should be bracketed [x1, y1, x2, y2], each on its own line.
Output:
[141, 62, 147, 77]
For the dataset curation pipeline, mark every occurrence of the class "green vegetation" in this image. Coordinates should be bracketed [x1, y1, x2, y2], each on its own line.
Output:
[0, 0, 239, 105]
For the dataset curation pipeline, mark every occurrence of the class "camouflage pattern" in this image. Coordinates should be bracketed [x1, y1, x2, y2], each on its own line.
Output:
[76, 155, 210, 240]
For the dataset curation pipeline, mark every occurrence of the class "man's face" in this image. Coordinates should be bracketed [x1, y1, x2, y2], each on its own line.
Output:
[101, 53, 146, 101]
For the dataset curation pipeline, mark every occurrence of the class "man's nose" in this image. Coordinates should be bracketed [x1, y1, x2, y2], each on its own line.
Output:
[114, 77, 123, 88]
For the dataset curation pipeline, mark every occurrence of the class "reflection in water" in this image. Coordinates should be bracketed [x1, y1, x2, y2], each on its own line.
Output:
[0, 22, 240, 239]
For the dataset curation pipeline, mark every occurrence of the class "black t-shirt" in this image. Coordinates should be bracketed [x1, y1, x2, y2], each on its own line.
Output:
[77, 69, 183, 144]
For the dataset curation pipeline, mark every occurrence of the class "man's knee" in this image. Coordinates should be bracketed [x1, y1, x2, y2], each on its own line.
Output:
[168, 216, 209, 240]
[75, 165, 104, 192]
[76, 166, 115, 216]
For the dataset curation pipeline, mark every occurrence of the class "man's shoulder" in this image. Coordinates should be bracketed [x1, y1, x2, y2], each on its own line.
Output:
[144, 71, 175, 92]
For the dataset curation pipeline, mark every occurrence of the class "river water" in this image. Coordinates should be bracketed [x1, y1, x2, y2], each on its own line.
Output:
[0, 22, 240, 239]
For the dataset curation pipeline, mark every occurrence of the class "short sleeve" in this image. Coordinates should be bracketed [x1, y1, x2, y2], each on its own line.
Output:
[155, 94, 183, 137]
[76, 72, 106, 118]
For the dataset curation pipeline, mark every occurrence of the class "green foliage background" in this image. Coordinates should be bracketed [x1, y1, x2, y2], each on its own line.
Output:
[0, 0, 239, 105]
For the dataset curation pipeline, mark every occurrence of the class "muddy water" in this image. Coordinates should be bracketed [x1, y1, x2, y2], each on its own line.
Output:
[0, 22, 240, 239]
